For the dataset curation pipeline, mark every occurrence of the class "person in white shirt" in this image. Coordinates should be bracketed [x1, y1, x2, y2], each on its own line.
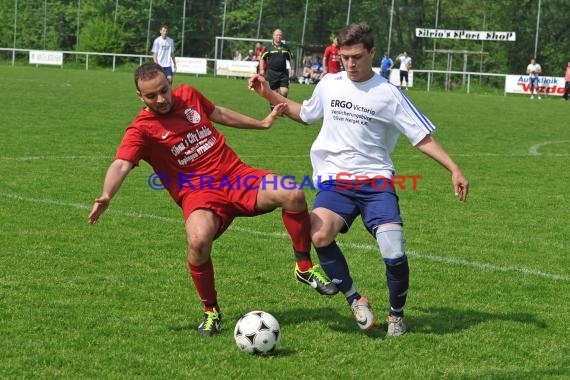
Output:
[396, 50, 412, 90]
[526, 57, 542, 99]
[249, 22, 469, 336]
[151, 25, 177, 84]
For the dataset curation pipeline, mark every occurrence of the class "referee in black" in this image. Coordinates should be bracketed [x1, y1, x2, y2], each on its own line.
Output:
[260, 29, 294, 99]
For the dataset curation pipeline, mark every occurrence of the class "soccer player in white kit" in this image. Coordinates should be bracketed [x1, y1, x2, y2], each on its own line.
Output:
[248, 22, 469, 336]
[152, 25, 177, 84]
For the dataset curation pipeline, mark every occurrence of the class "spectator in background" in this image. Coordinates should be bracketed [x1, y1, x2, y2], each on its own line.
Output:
[254, 41, 265, 74]
[151, 25, 177, 84]
[301, 53, 313, 84]
[260, 29, 294, 98]
[310, 56, 324, 84]
[396, 50, 412, 90]
[563, 61, 570, 101]
[380, 52, 394, 80]
[323, 35, 342, 75]
[243, 49, 255, 61]
[526, 57, 542, 99]
[233, 50, 242, 61]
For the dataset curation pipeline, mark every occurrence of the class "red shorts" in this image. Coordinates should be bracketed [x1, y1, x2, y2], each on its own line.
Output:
[180, 164, 272, 238]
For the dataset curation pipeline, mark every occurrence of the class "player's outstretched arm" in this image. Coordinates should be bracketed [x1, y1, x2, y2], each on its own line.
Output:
[88, 159, 134, 224]
[415, 135, 469, 202]
[209, 103, 287, 130]
[248, 74, 304, 123]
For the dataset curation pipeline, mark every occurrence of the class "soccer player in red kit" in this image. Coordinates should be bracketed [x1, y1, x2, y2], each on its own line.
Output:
[322, 35, 342, 75]
[88, 62, 338, 337]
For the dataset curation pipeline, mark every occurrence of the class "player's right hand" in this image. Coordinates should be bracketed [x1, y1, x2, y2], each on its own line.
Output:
[261, 103, 287, 128]
[88, 196, 110, 224]
[452, 171, 469, 202]
[270, 103, 287, 117]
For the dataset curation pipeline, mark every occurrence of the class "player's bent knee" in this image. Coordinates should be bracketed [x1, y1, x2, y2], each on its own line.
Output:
[187, 248, 211, 266]
[186, 232, 214, 259]
[376, 224, 406, 265]
[285, 188, 306, 208]
[311, 229, 334, 248]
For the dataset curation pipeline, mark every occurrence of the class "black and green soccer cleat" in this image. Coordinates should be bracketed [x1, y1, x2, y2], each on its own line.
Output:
[197, 310, 222, 337]
[295, 265, 339, 296]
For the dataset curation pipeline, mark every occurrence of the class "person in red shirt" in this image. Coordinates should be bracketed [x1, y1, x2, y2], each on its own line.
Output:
[322, 35, 342, 75]
[88, 62, 338, 337]
[563, 61, 570, 100]
[254, 41, 265, 74]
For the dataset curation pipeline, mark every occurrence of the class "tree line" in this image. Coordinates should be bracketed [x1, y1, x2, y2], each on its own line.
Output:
[1, 0, 568, 77]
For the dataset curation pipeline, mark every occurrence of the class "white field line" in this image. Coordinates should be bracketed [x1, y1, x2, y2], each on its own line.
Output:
[1, 145, 570, 163]
[0, 155, 112, 161]
[1, 191, 568, 282]
[528, 140, 570, 156]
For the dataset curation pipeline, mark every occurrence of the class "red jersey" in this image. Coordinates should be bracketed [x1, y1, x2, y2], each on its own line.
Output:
[323, 44, 342, 73]
[255, 47, 265, 73]
[565, 65, 570, 81]
[115, 85, 244, 205]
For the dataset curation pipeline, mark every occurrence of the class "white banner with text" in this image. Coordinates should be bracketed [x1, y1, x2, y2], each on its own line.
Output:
[504, 75, 565, 96]
[175, 57, 208, 75]
[416, 28, 516, 41]
[372, 68, 414, 87]
[215, 60, 258, 78]
[29, 50, 63, 66]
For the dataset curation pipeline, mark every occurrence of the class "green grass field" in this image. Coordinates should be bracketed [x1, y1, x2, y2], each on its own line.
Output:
[1, 65, 569, 379]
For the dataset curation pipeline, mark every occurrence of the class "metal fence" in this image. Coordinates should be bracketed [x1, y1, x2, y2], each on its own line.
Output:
[2, 46, 528, 96]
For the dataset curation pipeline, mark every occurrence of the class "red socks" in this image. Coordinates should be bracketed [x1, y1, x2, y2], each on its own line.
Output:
[282, 208, 313, 271]
[188, 257, 219, 312]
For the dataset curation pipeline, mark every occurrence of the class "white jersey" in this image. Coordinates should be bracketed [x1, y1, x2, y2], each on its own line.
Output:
[398, 56, 412, 71]
[527, 63, 541, 78]
[300, 71, 435, 182]
[151, 36, 175, 67]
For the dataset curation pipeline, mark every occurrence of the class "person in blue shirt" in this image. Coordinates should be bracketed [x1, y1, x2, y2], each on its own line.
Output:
[380, 52, 394, 80]
[310, 57, 324, 84]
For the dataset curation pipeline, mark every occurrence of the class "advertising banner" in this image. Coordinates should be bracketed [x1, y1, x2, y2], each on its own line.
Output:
[416, 29, 516, 41]
[175, 57, 208, 75]
[216, 60, 258, 78]
[29, 50, 63, 66]
[372, 67, 413, 87]
[504, 75, 565, 96]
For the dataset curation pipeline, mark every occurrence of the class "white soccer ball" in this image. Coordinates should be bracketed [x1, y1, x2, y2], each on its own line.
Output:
[234, 311, 281, 354]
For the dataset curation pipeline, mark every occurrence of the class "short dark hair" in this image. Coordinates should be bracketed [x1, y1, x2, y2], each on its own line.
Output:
[134, 62, 166, 90]
[337, 22, 374, 51]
